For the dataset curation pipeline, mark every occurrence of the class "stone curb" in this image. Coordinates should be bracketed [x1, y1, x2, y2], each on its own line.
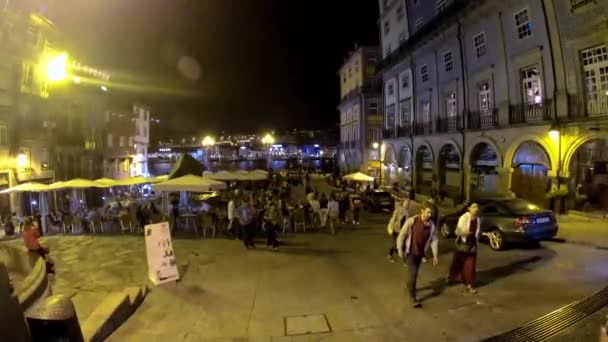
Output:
[18, 256, 48, 311]
[82, 285, 148, 342]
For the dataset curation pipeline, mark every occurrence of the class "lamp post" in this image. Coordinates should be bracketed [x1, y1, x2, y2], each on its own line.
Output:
[261, 134, 275, 168]
[202, 136, 215, 169]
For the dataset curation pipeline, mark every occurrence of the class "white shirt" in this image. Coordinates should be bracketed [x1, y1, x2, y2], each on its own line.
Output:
[228, 200, 237, 220]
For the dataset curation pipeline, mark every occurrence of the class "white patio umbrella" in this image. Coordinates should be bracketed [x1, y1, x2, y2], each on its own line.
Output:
[0, 182, 50, 194]
[343, 172, 375, 182]
[152, 174, 227, 192]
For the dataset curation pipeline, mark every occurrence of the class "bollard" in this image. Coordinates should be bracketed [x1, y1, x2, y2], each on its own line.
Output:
[0, 263, 30, 342]
[26, 294, 84, 342]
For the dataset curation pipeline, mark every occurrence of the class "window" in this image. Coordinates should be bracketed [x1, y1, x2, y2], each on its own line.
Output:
[446, 92, 457, 118]
[444, 51, 453, 72]
[386, 104, 396, 130]
[415, 18, 424, 32]
[478, 81, 493, 112]
[0, 125, 7, 146]
[400, 99, 411, 125]
[474, 32, 486, 58]
[396, 5, 404, 21]
[436, 0, 447, 12]
[385, 45, 392, 57]
[355, 60, 360, 72]
[421, 64, 429, 83]
[384, 21, 390, 35]
[143, 112, 148, 121]
[348, 67, 352, 78]
[401, 72, 409, 89]
[515, 9, 532, 39]
[369, 103, 378, 114]
[107, 133, 113, 148]
[581, 45, 608, 116]
[119, 136, 125, 147]
[128, 137, 134, 148]
[144, 126, 148, 138]
[399, 31, 407, 44]
[421, 100, 431, 122]
[22, 63, 33, 88]
[123, 159, 129, 172]
[387, 81, 395, 96]
[521, 65, 542, 104]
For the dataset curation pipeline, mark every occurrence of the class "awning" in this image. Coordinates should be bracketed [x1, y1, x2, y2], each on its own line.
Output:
[0, 182, 50, 194]
[152, 174, 227, 192]
[343, 172, 375, 182]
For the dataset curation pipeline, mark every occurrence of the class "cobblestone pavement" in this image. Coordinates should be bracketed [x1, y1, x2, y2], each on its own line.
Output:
[99, 211, 608, 341]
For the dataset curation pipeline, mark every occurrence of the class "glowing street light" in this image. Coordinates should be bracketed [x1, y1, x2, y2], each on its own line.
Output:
[261, 134, 275, 145]
[17, 152, 27, 168]
[202, 136, 215, 147]
[47, 53, 67, 81]
[372, 142, 379, 149]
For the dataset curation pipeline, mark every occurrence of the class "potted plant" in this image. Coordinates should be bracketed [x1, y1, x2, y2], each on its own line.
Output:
[545, 185, 568, 214]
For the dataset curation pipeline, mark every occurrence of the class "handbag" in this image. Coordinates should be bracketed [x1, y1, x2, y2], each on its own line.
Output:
[454, 236, 477, 254]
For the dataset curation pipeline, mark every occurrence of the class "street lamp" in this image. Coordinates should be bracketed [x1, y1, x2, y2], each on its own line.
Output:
[17, 152, 27, 169]
[261, 133, 274, 167]
[202, 136, 215, 167]
[47, 53, 67, 82]
[372, 142, 379, 150]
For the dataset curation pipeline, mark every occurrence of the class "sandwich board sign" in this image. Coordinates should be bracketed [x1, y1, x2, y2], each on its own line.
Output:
[144, 222, 180, 285]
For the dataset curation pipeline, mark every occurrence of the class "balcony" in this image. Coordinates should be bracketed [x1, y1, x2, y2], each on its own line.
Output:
[509, 99, 553, 124]
[397, 124, 411, 137]
[436, 116, 462, 133]
[468, 109, 499, 129]
[568, 93, 608, 119]
[414, 122, 433, 136]
[383, 128, 396, 139]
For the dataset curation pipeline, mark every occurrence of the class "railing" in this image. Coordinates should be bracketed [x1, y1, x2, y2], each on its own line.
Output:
[436, 116, 461, 133]
[568, 93, 608, 119]
[509, 99, 553, 124]
[468, 109, 499, 129]
[397, 124, 411, 137]
[413, 122, 433, 136]
[383, 128, 396, 139]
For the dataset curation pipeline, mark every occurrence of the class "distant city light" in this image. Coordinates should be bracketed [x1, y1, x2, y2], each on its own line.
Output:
[314, 144, 320, 148]
[100, 86, 108, 92]
[72, 76, 81, 84]
[240, 146, 246, 150]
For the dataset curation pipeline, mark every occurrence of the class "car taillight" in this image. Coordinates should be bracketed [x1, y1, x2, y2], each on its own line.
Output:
[513, 217, 530, 229]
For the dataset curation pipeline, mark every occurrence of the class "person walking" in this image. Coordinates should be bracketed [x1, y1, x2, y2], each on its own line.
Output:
[397, 202, 439, 308]
[387, 199, 410, 262]
[448, 202, 481, 294]
[328, 193, 339, 234]
[227, 191, 240, 239]
[263, 198, 281, 249]
[318, 193, 329, 230]
[351, 194, 362, 225]
[22, 217, 55, 274]
[238, 198, 256, 249]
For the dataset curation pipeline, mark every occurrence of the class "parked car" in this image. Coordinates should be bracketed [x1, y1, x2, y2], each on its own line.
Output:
[362, 191, 394, 212]
[438, 198, 558, 251]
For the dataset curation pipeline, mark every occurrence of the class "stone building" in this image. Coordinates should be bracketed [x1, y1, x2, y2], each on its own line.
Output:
[377, 0, 608, 211]
[338, 46, 383, 175]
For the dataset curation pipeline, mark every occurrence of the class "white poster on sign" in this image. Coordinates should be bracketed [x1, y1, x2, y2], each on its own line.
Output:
[144, 222, 180, 286]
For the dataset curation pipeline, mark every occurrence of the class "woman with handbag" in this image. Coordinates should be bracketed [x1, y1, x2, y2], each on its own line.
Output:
[448, 202, 481, 294]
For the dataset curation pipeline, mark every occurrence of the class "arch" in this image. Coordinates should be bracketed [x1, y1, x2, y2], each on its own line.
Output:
[436, 139, 462, 170]
[398, 145, 412, 168]
[466, 135, 504, 167]
[383, 143, 397, 165]
[470, 142, 499, 167]
[416, 145, 434, 169]
[563, 131, 608, 175]
[415, 144, 434, 195]
[512, 141, 552, 169]
[504, 135, 554, 170]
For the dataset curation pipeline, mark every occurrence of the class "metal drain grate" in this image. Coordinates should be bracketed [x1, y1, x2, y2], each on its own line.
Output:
[284, 314, 331, 336]
[482, 285, 608, 342]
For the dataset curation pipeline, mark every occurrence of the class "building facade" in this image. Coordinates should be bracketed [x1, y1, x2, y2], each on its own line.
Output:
[378, 0, 608, 211]
[338, 46, 383, 176]
[132, 104, 150, 177]
[378, 0, 414, 186]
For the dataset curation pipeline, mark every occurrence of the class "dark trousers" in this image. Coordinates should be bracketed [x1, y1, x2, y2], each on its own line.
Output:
[241, 223, 255, 248]
[266, 223, 279, 248]
[388, 232, 399, 257]
[406, 254, 423, 300]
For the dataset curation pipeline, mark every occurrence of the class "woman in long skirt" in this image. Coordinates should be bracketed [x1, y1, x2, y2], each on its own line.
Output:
[448, 202, 481, 294]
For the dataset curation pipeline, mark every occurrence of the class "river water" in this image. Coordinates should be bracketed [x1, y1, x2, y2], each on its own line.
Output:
[149, 158, 336, 175]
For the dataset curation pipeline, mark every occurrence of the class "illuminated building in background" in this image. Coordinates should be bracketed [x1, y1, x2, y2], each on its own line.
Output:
[338, 45, 382, 175]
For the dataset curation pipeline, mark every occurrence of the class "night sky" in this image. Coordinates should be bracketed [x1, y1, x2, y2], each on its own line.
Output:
[49, 0, 379, 136]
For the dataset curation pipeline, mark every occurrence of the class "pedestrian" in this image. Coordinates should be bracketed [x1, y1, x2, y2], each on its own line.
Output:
[387, 198, 410, 262]
[238, 198, 256, 249]
[397, 202, 439, 308]
[328, 193, 339, 234]
[351, 194, 362, 224]
[227, 191, 240, 239]
[263, 198, 281, 249]
[338, 192, 348, 224]
[22, 217, 55, 274]
[170, 194, 180, 231]
[319, 193, 329, 230]
[448, 202, 481, 294]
